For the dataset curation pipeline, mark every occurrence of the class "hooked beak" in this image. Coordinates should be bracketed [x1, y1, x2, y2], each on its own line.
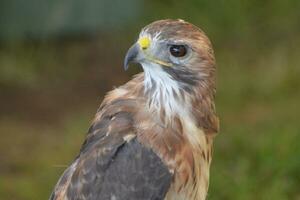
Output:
[123, 43, 140, 71]
[124, 37, 172, 70]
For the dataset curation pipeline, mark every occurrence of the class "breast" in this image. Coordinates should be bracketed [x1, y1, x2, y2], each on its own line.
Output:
[136, 110, 213, 200]
[164, 116, 213, 200]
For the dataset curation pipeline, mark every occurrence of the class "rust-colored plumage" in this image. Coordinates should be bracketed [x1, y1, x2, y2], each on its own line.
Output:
[50, 19, 219, 200]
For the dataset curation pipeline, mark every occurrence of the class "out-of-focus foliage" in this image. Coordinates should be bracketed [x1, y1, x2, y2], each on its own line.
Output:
[0, 0, 299, 199]
[0, 0, 141, 39]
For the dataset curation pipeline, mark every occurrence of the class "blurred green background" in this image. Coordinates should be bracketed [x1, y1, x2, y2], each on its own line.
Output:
[1, 0, 300, 199]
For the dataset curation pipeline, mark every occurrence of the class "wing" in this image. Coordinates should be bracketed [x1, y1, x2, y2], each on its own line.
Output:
[50, 99, 173, 200]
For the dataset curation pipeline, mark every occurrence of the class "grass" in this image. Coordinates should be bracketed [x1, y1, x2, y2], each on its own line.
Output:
[209, 46, 300, 199]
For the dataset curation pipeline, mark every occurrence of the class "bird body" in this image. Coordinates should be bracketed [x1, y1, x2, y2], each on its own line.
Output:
[50, 19, 219, 200]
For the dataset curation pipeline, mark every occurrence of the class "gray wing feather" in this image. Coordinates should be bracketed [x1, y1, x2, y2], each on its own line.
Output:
[50, 100, 173, 200]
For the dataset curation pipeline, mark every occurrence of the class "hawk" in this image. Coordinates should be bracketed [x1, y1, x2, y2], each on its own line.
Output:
[50, 19, 219, 200]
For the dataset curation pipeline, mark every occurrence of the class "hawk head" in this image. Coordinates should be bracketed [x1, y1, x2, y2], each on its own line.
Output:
[124, 19, 215, 86]
[124, 19, 217, 127]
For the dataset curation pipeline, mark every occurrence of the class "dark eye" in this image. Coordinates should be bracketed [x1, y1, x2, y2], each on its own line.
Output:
[169, 45, 187, 57]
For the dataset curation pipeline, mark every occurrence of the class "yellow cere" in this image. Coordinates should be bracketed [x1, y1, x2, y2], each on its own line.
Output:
[138, 36, 150, 50]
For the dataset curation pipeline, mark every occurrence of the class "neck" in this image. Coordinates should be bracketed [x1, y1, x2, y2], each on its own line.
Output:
[123, 63, 218, 134]
[142, 63, 191, 123]
[139, 63, 218, 134]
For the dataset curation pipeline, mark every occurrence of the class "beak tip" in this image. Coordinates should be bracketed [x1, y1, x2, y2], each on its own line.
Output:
[123, 43, 139, 71]
[123, 64, 129, 71]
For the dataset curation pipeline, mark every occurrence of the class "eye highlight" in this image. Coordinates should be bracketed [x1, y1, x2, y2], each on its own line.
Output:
[169, 45, 187, 57]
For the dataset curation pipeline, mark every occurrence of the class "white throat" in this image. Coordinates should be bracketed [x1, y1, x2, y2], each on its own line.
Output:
[142, 62, 189, 120]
